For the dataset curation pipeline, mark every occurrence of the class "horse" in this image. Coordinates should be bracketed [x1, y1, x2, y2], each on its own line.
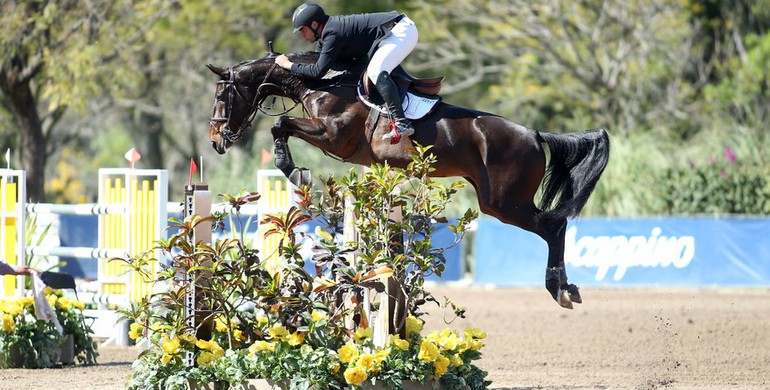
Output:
[206, 50, 610, 309]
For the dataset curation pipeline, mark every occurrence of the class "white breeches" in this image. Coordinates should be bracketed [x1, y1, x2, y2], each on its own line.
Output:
[367, 15, 418, 84]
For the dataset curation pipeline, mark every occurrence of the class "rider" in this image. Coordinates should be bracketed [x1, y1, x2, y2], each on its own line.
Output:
[275, 2, 418, 142]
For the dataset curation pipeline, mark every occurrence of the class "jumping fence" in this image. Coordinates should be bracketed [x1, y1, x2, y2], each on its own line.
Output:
[1, 168, 168, 304]
[1, 168, 296, 301]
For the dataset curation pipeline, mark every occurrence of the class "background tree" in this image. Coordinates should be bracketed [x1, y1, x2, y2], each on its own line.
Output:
[1, 0, 767, 215]
[0, 0, 174, 202]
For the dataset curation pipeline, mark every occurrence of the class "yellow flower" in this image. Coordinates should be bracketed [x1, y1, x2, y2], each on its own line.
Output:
[20, 297, 34, 306]
[233, 329, 247, 342]
[197, 352, 213, 366]
[287, 331, 305, 346]
[434, 355, 450, 377]
[338, 342, 359, 364]
[450, 353, 464, 367]
[195, 339, 224, 365]
[469, 339, 483, 351]
[128, 322, 144, 340]
[58, 297, 72, 311]
[2, 314, 15, 332]
[405, 316, 423, 336]
[255, 316, 269, 328]
[47, 295, 57, 308]
[438, 331, 459, 351]
[72, 300, 85, 310]
[311, 310, 327, 322]
[248, 340, 274, 355]
[464, 326, 487, 339]
[418, 340, 439, 362]
[353, 327, 373, 343]
[214, 316, 230, 332]
[267, 323, 288, 340]
[179, 333, 197, 344]
[389, 335, 409, 351]
[356, 353, 377, 373]
[2, 302, 22, 316]
[161, 353, 173, 365]
[161, 337, 181, 355]
[343, 366, 368, 386]
[195, 338, 223, 355]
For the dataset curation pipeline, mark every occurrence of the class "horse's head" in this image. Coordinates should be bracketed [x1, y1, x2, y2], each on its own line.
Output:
[206, 57, 281, 154]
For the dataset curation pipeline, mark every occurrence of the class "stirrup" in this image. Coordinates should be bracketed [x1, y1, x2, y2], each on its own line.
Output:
[382, 122, 414, 144]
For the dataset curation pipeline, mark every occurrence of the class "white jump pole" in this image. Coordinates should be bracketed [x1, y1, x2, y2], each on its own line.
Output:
[182, 183, 211, 367]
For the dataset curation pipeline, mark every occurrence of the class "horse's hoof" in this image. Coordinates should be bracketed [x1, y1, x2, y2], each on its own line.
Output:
[567, 284, 582, 304]
[557, 288, 574, 309]
[288, 168, 312, 188]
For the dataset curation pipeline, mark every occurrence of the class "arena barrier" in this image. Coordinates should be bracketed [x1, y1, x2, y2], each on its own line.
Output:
[0, 168, 168, 304]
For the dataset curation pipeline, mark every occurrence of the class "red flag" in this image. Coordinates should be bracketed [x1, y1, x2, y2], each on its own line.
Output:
[124, 147, 141, 169]
[188, 158, 198, 185]
[260, 148, 273, 169]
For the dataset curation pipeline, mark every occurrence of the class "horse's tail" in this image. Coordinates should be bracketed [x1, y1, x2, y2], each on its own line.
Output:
[536, 128, 610, 223]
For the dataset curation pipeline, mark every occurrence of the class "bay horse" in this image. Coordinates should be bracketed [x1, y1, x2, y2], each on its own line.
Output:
[206, 51, 610, 309]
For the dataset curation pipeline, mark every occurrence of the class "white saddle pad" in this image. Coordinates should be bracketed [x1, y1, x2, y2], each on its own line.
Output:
[357, 84, 440, 120]
[402, 92, 440, 120]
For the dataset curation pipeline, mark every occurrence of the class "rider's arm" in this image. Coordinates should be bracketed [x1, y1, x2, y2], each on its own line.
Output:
[291, 32, 339, 79]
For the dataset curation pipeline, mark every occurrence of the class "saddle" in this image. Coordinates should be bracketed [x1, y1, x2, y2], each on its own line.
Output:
[362, 66, 444, 98]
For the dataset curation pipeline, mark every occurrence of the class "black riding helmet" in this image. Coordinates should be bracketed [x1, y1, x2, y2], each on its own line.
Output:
[292, 2, 328, 36]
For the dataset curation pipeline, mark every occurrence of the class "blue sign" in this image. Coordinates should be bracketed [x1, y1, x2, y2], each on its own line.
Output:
[474, 217, 770, 287]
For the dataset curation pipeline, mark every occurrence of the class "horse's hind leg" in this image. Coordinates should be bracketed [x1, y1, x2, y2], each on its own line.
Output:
[539, 215, 582, 309]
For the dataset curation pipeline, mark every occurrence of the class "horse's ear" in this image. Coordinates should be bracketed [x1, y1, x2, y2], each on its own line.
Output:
[206, 64, 226, 77]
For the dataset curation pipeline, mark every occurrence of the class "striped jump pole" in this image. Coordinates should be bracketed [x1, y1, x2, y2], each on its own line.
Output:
[182, 183, 212, 367]
[1, 169, 26, 297]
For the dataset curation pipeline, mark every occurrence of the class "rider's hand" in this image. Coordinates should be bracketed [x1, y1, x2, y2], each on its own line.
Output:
[275, 54, 292, 70]
[14, 265, 36, 275]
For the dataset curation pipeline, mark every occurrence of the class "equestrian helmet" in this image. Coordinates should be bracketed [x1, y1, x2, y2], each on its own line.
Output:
[292, 3, 328, 32]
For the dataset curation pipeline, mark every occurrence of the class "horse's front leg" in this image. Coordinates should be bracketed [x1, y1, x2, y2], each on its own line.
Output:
[270, 116, 326, 187]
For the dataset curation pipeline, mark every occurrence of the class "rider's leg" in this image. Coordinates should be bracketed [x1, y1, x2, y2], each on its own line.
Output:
[374, 71, 414, 140]
[368, 15, 418, 142]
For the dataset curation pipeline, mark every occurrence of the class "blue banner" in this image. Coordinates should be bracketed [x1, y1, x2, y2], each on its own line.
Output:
[474, 217, 770, 287]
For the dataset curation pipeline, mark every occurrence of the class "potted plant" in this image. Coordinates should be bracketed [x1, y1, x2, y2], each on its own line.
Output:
[122, 147, 489, 389]
[47, 288, 99, 365]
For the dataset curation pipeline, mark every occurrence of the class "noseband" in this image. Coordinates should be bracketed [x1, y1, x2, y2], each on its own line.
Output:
[209, 62, 279, 143]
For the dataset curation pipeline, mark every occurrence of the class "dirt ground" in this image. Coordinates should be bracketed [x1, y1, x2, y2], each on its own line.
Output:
[2, 286, 769, 389]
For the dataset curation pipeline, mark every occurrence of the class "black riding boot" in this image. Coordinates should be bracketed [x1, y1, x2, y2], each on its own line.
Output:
[375, 71, 414, 143]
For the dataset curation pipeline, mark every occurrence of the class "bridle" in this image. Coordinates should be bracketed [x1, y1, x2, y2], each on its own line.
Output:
[209, 61, 300, 144]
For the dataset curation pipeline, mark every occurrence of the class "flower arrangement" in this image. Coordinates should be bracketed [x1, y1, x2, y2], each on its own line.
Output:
[46, 288, 99, 365]
[122, 145, 488, 389]
[0, 288, 97, 368]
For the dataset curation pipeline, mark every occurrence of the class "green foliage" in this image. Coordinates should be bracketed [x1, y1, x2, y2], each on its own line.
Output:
[122, 150, 487, 389]
[660, 150, 770, 215]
